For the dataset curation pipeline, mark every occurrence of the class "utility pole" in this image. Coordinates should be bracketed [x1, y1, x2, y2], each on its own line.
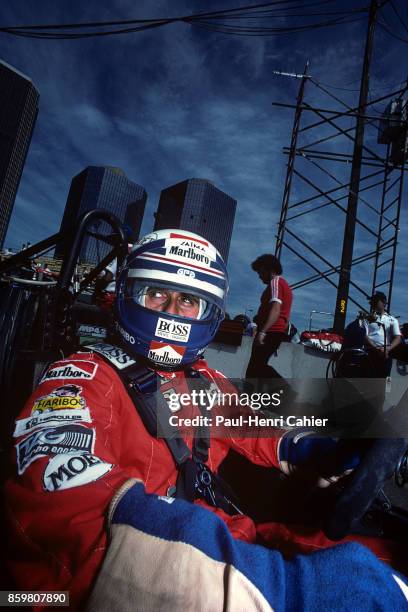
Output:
[333, 0, 379, 333]
[275, 61, 309, 259]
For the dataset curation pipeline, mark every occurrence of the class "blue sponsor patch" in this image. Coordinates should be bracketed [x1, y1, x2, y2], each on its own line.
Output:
[16, 424, 95, 475]
[13, 408, 92, 438]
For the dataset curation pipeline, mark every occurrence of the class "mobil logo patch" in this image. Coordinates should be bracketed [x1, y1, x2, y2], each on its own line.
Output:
[14, 407, 92, 438]
[155, 318, 191, 343]
[40, 360, 98, 383]
[148, 342, 186, 365]
[16, 424, 95, 475]
[43, 452, 112, 492]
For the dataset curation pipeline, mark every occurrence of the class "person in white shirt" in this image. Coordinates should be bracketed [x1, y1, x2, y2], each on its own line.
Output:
[364, 291, 401, 377]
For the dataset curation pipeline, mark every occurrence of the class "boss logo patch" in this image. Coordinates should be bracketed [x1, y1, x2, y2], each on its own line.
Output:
[91, 343, 136, 370]
[155, 318, 191, 343]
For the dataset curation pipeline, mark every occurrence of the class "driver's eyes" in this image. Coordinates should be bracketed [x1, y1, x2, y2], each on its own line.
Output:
[147, 288, 169, 302]
[143, 288, 200, 313]
[179, 294, 199, 306]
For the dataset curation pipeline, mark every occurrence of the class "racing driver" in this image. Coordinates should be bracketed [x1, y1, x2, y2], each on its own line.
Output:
[3, 229, 408, 611]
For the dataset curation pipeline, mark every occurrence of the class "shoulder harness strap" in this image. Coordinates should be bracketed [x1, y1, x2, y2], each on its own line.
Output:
[86, 343, 193, 466]
[86, 343, 241, 515]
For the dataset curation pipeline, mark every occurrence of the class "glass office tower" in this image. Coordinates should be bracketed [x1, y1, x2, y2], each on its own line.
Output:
[55, 166, 147, 263]
[154, 178, 236, 262]
[0, 60, 39, 248]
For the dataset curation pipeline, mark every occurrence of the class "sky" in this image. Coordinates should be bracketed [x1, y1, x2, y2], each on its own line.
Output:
[0, 0, 407, 331]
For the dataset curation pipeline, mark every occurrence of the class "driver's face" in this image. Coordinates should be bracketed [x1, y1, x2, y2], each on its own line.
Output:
[145, 287, 200, 319]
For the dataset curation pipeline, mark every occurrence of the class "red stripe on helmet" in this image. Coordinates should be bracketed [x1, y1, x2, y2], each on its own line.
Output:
[169, 233, 209, 246]
[139, 253, 225, 278]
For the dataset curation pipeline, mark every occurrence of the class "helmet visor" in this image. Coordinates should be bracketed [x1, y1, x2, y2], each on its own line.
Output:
[126, 281, 210, 320]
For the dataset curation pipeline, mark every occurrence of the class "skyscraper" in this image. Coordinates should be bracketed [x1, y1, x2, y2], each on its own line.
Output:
[0, 60, 39, 248]
[154, 179, 237, 262]
[55, 166, 147, 263]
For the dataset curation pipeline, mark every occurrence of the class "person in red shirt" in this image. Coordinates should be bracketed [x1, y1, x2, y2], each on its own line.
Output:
[246, 254, 293, 379]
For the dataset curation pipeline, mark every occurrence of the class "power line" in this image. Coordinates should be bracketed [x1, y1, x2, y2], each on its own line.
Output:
[0, 1, 339, 31]
[186, 0, 340, 20]
[389, 0, 408, 35]
[312, 80, 361, 92]
[368, 89, 386, 114]
[369, 79, 407, 92]
[189, 14, 368, 37]
[0, 0, 369, 40]
[192, 7, 367, 21]
[316, 79, 406, 94]
[377, 19, 408, 43]
[377, 0, 408, 43]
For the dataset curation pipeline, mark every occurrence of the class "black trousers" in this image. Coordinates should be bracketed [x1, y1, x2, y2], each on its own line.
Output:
[245, 332, 287, 380]
[390, 343, 408, 364]
[366, 348, 393, 378]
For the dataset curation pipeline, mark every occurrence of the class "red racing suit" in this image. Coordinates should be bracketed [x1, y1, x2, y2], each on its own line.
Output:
[4, 349, 285, 609]
[3, 347, 404, 610]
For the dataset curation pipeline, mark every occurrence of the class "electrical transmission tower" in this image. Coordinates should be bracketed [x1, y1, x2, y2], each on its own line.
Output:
[274, 0, 408, 333]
